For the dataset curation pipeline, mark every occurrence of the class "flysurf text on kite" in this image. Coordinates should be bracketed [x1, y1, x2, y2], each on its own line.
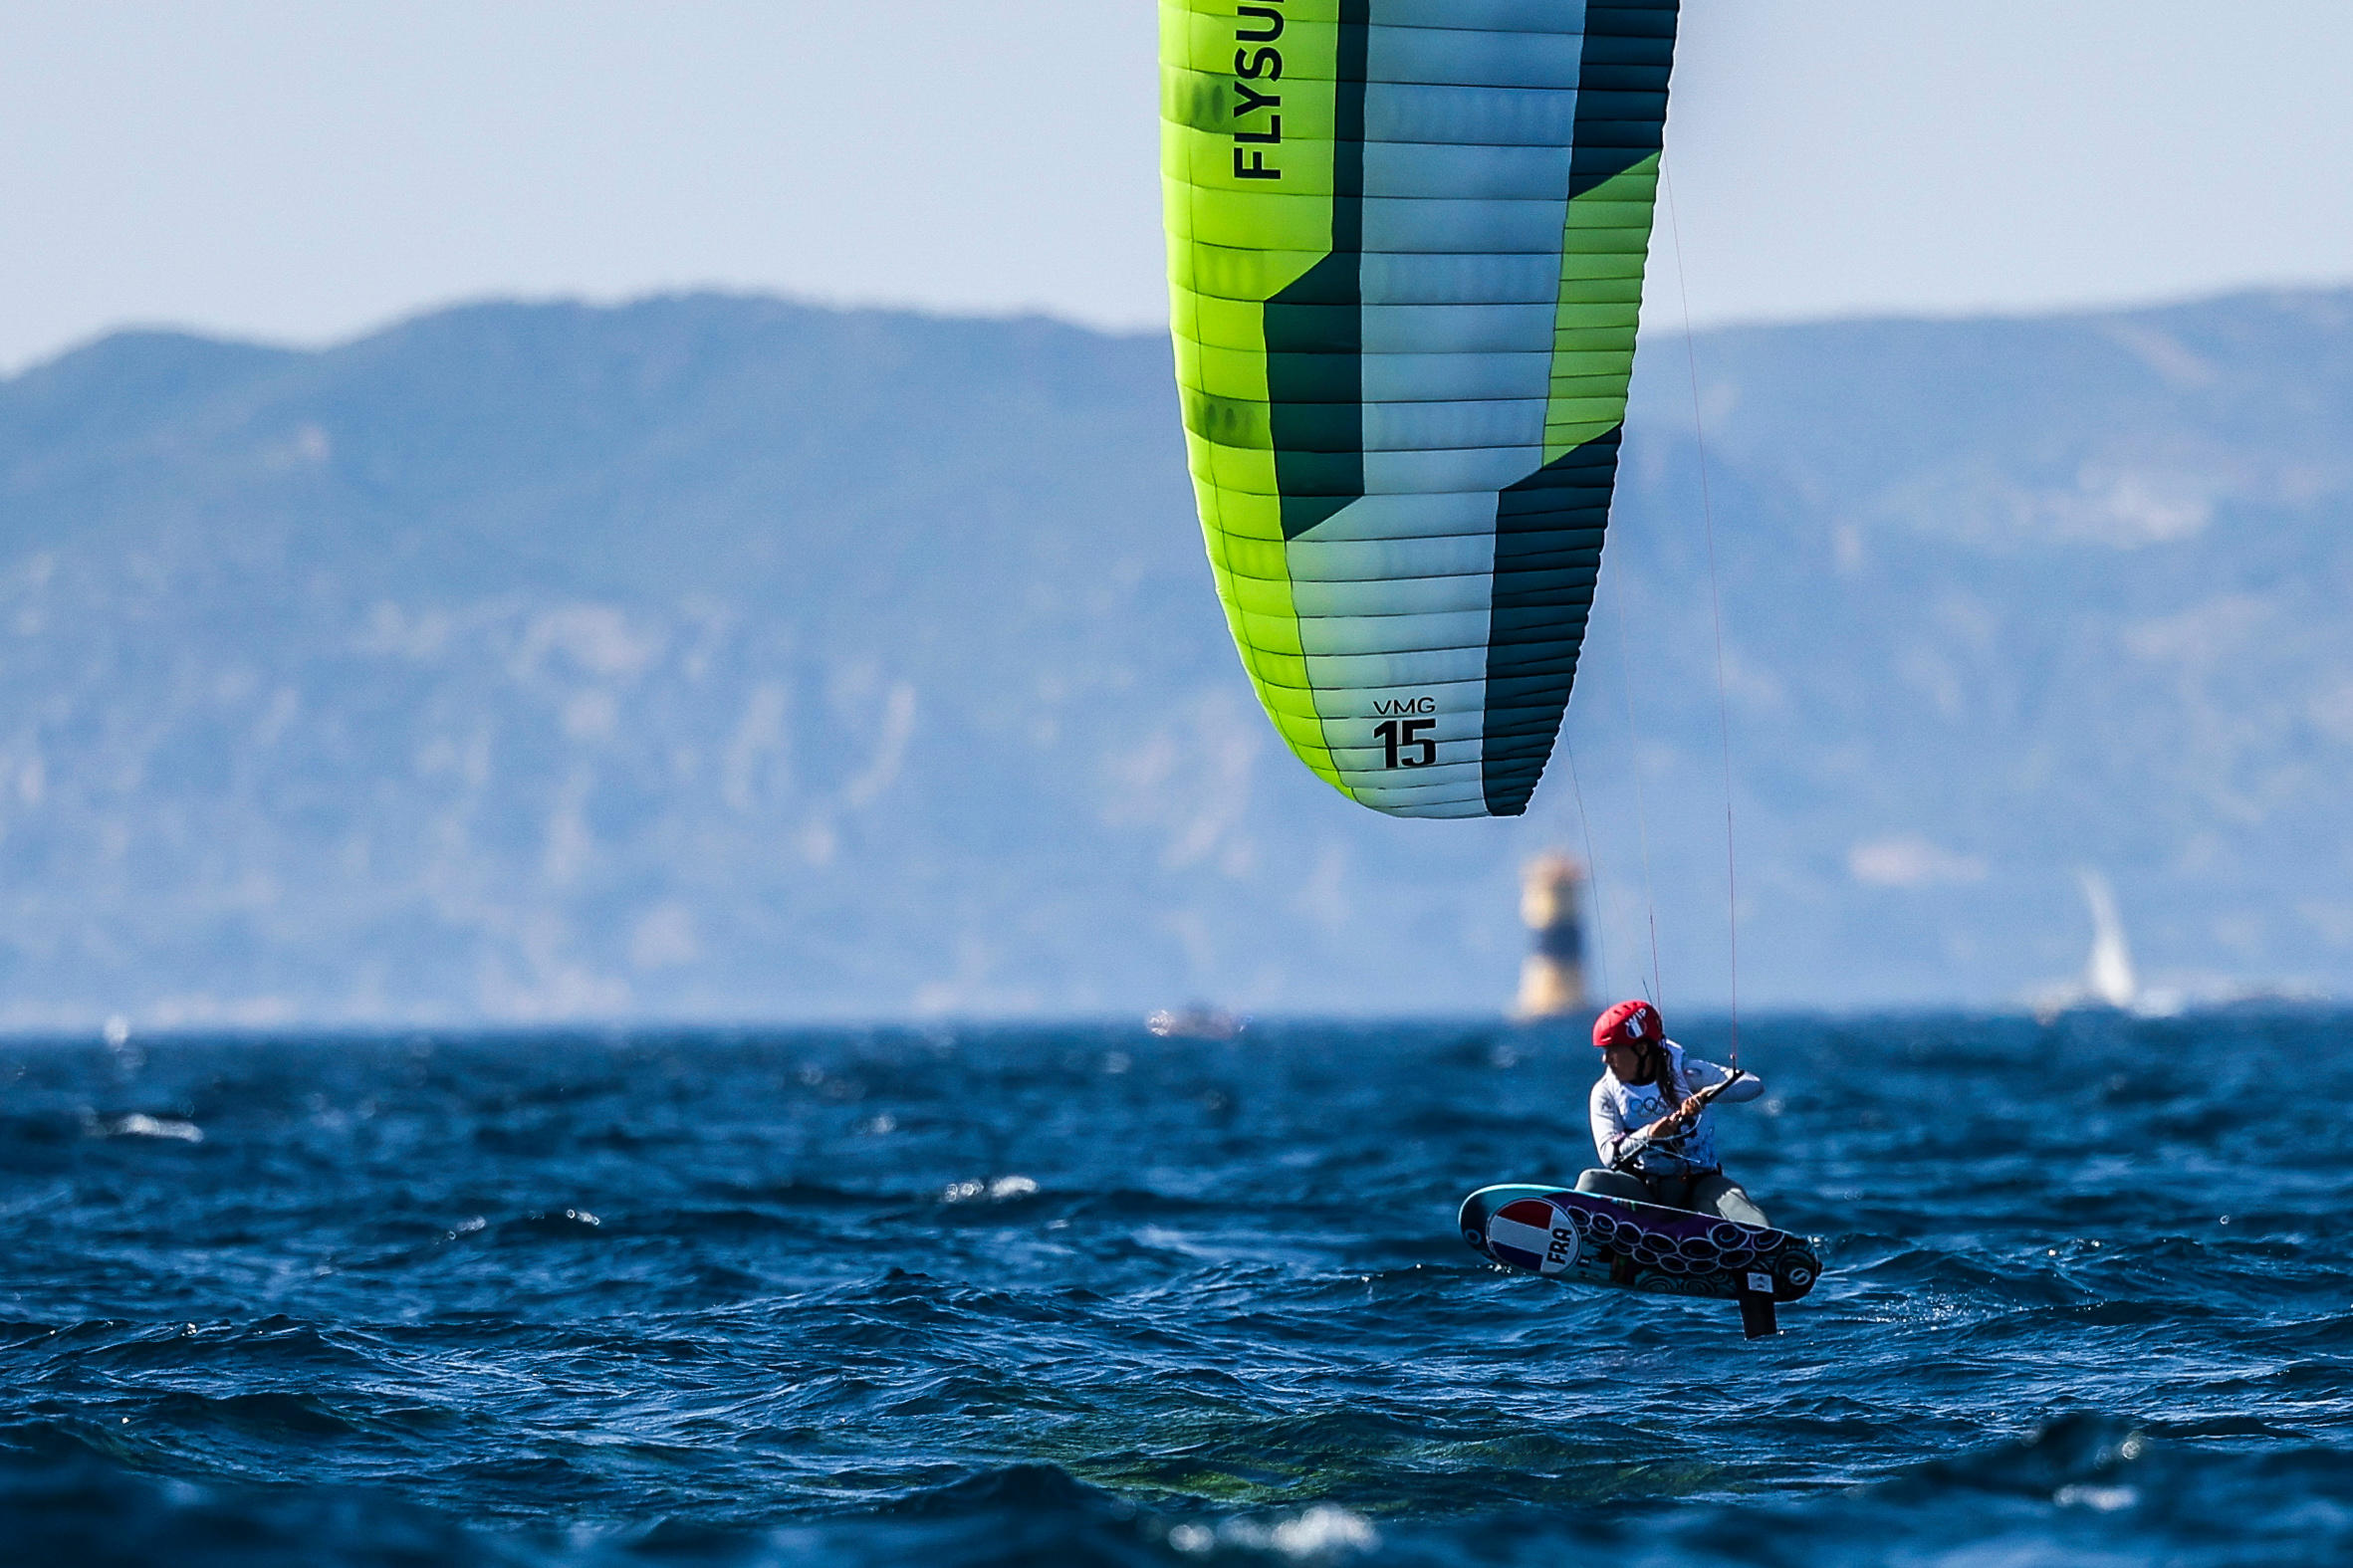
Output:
[1233, 4, 1285, 179]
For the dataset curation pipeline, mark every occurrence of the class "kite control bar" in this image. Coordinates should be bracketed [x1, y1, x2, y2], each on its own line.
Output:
[1606, 1070, 1753, 1173]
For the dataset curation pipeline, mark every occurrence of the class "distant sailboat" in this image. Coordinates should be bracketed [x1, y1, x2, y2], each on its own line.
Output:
[2078, 869, 2138, 1010]
[2029, 869, 2169, 1019]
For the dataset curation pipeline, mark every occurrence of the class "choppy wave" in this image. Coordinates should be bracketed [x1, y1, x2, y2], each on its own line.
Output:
[0, 1012, 2348, 1564]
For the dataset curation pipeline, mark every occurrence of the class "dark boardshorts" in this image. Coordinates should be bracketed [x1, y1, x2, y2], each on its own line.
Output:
[1574, 1167, 1769, 1228]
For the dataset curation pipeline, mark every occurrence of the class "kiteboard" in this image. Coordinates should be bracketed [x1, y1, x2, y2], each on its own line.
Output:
[1460, 1184, 1820, 1339]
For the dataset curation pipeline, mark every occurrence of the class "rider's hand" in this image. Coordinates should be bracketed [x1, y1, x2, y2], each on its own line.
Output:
[1642, 1097, 1705, 1141]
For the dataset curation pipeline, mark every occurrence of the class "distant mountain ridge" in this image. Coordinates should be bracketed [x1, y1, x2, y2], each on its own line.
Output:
[2, 287, 2349, 1024]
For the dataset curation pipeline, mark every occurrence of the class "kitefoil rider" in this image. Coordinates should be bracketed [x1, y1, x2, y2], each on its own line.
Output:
[1575, 1000, 1769, 1226]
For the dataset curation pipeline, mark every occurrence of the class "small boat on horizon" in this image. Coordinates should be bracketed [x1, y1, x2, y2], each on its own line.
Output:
[1145, 1006, 1247, 1041]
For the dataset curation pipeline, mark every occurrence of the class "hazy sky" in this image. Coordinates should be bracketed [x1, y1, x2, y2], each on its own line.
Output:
[5, 1, 2351, 371]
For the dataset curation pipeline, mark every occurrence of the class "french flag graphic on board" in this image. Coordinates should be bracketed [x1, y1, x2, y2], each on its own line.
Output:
[1486, 1198, 1579, 1276]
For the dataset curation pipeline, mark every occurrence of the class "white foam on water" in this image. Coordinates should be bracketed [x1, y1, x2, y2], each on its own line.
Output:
[1272, 1506, 1380, 1558]
[1216, 1505, 1381, 1560]
[106, 1114, 202, 1143]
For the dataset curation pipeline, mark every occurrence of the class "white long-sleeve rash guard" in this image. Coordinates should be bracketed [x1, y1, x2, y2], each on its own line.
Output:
[1588, 1042, 1764, 1176]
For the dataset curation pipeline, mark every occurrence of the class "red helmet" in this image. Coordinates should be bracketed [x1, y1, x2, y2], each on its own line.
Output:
[1592, 1000, 1664, 1050]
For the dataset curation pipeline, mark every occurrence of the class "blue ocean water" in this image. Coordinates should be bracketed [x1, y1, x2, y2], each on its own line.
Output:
[0, 1012, 2347, 1566]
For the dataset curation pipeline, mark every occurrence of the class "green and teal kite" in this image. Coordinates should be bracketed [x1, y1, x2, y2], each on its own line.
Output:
[1162, 0, 1679, 817]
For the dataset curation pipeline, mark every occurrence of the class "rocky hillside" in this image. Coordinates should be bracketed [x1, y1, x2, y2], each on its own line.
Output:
[2, 288, 2347, 1022]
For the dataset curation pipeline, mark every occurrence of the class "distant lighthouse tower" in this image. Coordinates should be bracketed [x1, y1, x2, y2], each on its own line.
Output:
[1515, 851, 1589, 1018]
